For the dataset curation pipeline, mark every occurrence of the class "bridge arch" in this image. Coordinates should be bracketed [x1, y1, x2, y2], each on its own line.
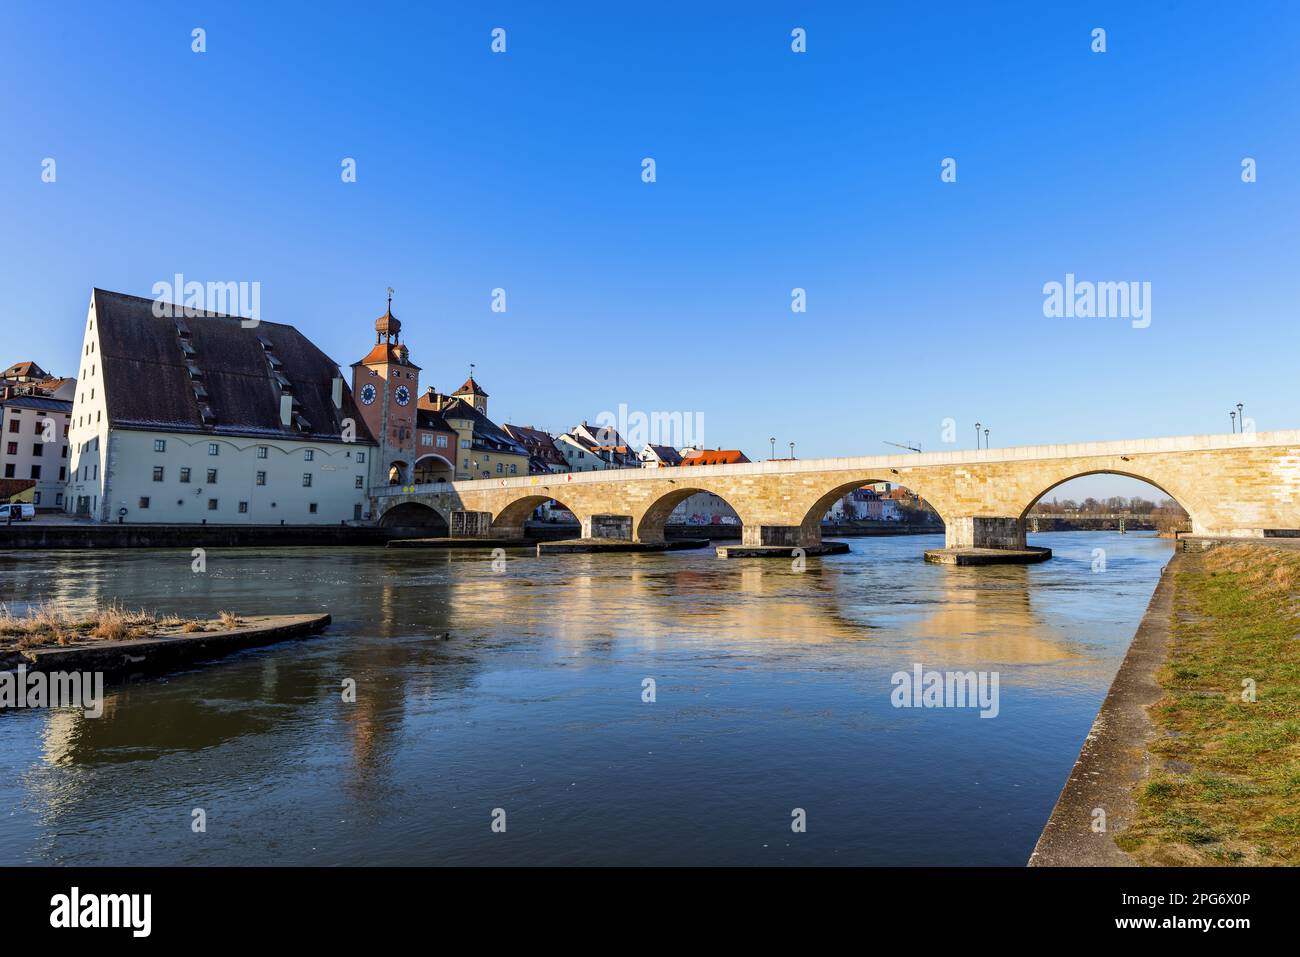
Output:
[635, 486, 747, 542]
[413, 453, 455, 484]
[797, 477, 950, 544]
[492, 494, 585, 535]
[1015, 468, 1202, 530]
[378, 500, 450, 533]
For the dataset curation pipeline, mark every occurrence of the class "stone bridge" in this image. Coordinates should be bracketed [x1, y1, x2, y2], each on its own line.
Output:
[371, 430, 1300, 554]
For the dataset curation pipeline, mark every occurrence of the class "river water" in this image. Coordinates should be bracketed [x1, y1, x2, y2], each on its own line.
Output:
[0, 531, 1172, 866]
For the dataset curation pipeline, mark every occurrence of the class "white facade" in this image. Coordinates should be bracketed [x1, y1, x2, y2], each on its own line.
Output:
[66, 430, 372, 524]
[555, 433, 614, 472]
[0, 399, 71, 510]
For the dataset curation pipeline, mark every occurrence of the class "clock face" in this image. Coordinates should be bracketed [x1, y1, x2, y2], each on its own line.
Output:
[395, 385, 411, 407]
[360, 384, 377, 405]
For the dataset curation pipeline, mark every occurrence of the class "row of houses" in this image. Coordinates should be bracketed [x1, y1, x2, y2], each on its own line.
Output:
[7, 288, 912, 527]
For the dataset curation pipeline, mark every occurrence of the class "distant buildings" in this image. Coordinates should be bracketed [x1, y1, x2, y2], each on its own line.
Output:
[0, 371, 73, 509]
[64, 288, 376, 524]
[421, 380, 529, 480]
[503, 424, 567, 474]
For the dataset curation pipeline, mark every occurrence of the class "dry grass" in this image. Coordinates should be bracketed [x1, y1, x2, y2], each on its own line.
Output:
[0, 602, 236, 651]
[1116, 545, 1300, 865]
[218, 610, 242, 629]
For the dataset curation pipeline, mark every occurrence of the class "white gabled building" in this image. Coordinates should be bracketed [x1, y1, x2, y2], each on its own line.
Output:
[64, 288, 378, 525]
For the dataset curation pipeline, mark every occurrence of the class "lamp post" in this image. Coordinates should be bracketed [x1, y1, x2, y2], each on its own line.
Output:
[984, 428, 990, 449]
[975, 422, 981, 449]
[770, 437, 776, 460]
[1230, 411, 1237, 433]
[1237, 402, 1244, 433]
[789, 442, 795, 459]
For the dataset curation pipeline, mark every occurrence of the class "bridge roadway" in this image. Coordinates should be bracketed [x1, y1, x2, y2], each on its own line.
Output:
[372, 430, 1300, 558]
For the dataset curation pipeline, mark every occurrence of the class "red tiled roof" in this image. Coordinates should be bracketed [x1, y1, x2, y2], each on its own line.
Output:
[680, 449, 750, 466]
[454, 376, 488, 397]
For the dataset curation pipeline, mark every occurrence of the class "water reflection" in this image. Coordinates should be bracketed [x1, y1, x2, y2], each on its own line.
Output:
[0, 532, 1173, 865]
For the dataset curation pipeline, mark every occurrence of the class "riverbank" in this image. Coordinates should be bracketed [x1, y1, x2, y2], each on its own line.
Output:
[1031, 544, 1300, 865]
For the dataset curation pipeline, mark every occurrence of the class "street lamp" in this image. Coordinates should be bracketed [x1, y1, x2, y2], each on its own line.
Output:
[1230, 410, 1237, 433]
[770, 436, 776, 460]
[1237, 403, 1244, 433]
[789, 442, 795, 459]
[984, 428, 990, 448]
[975, 422, 981, 449]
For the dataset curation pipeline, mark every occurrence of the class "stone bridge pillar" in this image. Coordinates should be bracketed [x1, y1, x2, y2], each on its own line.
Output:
[945, 517, 1026, 550]
[583, 514, 633, 540]
[743, 525, 811, 547]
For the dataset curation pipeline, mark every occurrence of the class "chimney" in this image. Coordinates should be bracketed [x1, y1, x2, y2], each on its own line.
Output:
[331, 377, 343, 409]
[280, 395, 293, 427]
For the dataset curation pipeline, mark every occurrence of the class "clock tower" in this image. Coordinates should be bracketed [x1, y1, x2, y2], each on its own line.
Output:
[350, 290, 420, 484]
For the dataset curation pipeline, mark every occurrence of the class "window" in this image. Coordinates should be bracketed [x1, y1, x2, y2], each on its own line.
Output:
[154, 439, 166, 452]
[460, 439, 470, 449]
[152, 466, 164, 481]
[496, 463, 503, 474]
[7, 420, 18, 433]
[355, 476, 364, 488]
[55, 493, 62, 506]
[180, 467, 191, 483]
[33, 492, 41, 505]
[304, 449, 314, 461]
[256, 446, 268, 459]
[421, 435, 432, 446]
[208, 443, 219, 456]
[30, 465, 40, 479]
[302, 473, 312, 487]
[2, 465, 11, 478]
[4, 443, 14, 455]
[58, 467, 65, 480]
[31, 444, 42, 457]
[356, 451, 366, 463]
[509, 464, 517, 474]
[238, 501, 249, 514]
[256, 471, 266, 486]
[139, 497, 150, 509]
[206, 469, 218, 483]
[436, 435, 448, 448]
[309, 503, 318, 513]
[207, 499, 218, 511]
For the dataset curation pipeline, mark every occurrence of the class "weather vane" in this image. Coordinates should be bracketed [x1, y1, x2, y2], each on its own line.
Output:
[386, 286, 394, 308]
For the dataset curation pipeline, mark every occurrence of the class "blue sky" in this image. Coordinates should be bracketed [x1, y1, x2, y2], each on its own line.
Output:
[2, 1, 1297, 499]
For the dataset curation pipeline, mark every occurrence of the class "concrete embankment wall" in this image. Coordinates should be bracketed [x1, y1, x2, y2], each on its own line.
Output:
[0, 524, 402, 550]
[1028, 551, 1183, 866]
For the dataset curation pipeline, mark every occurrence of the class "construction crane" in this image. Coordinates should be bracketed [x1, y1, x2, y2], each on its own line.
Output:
[883, 440, 922, 453]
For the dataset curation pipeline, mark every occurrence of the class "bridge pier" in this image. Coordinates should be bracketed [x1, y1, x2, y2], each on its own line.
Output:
[925, 516, 1051, 565]
[582, 514, 633, 540]
[742, 525, 807, 547]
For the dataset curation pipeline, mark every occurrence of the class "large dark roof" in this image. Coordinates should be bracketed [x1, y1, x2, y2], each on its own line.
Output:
[91, 289, 376, 445]
[0, 395, 72, 414]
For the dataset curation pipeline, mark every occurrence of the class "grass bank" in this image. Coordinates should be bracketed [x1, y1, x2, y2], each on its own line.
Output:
[1, 602, 242, 651]
[1116, 545, 1300, 865]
